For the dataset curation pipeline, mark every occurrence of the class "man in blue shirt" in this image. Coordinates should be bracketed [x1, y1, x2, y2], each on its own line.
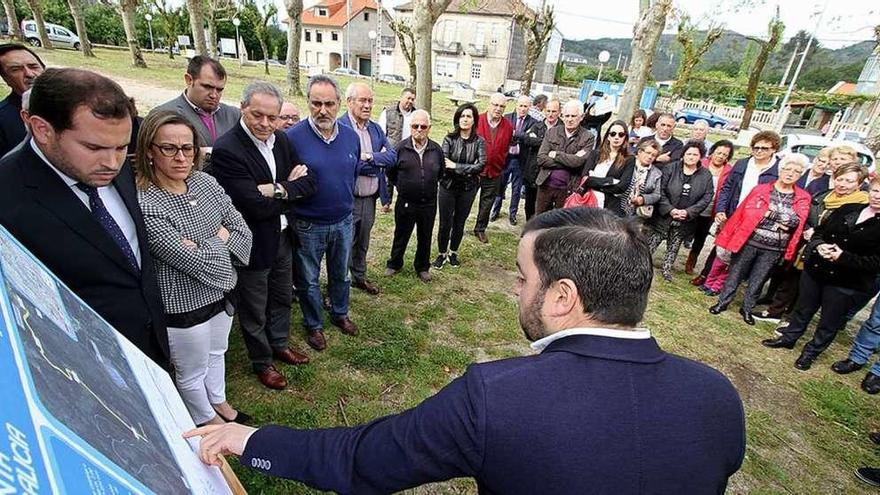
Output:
[286, 75, 361, 351]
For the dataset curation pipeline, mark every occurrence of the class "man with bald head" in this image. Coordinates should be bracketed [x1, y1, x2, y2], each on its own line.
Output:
[490, 95, 539, 226]
[339, 82, 396, 295]
[472, 93, 513, 243]
[535, 99, 595, 213]
[672, 119, 712, 161]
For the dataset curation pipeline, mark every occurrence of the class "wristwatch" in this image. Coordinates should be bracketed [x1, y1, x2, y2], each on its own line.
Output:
[273, 183, 284, 199]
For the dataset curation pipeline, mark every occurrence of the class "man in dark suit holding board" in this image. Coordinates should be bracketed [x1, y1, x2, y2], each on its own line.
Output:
[187, 207, 746, 494]
[0, 68, 170, 368]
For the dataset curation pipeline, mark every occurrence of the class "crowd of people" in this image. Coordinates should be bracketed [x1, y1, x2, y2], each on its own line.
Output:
[1, 42, 879, 489]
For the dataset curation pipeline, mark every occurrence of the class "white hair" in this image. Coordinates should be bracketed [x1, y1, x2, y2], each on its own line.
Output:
[345, 81, 372, 100]
[517, 95, 532, 106]
[489, 92, 507, 104]
[693, 119, 709, 129]
[782, 152, 809, 171]
[563, 99, 583, 115]
[242, 80, 283, 107]
[411, 108, 431, 124]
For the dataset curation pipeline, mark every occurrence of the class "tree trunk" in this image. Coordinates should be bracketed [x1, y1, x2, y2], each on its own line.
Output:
[389, 17, 417, 86]
[23, 0, 53, 49]
[67, 0, 94, 57]
[259, 38, 269, 75]
[205, 15, 218, 58]
[517, 4, 554, 96]
[1, 0, 23, 42]
[411, 0, 452, 112]
[742, 19, 783, 129]
[186, 0, 209, 56]
[285, 0, 303, 96]
[119, 0, 147, 68]
[521, 52, 539, 95]
[617, 0, 671, 122]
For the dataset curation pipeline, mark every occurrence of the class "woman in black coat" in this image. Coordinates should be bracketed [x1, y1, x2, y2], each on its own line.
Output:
[575, 120, 632, 216]
[649, 141, 714, 281]
[763, 175, 880, 371]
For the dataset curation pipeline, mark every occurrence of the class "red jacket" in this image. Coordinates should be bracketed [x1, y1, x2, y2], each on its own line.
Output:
[715, 182, 811, 261]
[476, 113, 513, 178]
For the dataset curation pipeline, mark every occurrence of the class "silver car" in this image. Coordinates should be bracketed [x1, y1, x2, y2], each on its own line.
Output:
[21, 20, 81, 50]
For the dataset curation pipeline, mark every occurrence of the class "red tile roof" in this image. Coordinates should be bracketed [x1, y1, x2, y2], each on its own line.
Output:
[300, 0, 378, 27]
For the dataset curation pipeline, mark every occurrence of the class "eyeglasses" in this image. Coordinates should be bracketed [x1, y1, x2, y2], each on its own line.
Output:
[411, 124, 430, 130]
[151, 143, 196, 158]
[280, 114, 299, 122]
[752, 146, 773, 152]
[607, 131, 626, 138]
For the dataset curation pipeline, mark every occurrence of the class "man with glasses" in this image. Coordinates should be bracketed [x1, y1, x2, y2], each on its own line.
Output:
[472, 93, 513, 244]
[639, 112, 682, 165]
[149, 56, 239, 150]
[535, 99, 595, 214]
[715, 131, 782, 223]
[286, 75, 362, 352]
[385, 110, 443, 283]
[339, 82, 396, 295]
[210, 81, 317, 390]
[278, 102, 301, 130]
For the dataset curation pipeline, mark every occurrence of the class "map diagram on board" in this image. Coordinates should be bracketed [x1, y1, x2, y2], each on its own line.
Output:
[0, 226, 231, 494]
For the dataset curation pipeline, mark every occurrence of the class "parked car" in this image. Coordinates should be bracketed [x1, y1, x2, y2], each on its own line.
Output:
[444, 81, 474, 92]
[377, 73, 406, 85]
[778, 133, 876, 172]
[673, 108, 729, 129]
[21, 20, 81, 50]
[832, 129, 867, 144]
[331, 67, 361, 77]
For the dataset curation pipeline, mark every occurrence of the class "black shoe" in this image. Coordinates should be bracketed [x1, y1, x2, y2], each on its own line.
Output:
[794, 355, 813, 371]
[489, 211, 500, 222]
[831, 359, 865, 375]
[448, 252, 460, 267]
[856, 467, 880, 487]
[751, 309, 781, 323]
[740, 308, 755, 326]
[509, 216, 518, 226]
[432, 254, 447, 270]
[709, 303, 727, 315]
[862, 372, 880, 395]
[761, 337, 796, 349]
[869, 432, 880, 445]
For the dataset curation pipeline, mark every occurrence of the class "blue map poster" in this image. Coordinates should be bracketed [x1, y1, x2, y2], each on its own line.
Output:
[0, 226, 232, 494]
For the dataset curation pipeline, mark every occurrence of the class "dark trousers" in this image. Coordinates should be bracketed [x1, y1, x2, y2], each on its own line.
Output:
[350, 195, 377, 283]
[765, 264, 801, 316]
[699, 247, 718, 278]
[387, 200, 437, 273]
[473, 175, 501, 233]
[717, 245, 781, 313]
[438, 185, 478, 253]
[236, 234, 292, 372]
[689, 216, 713, 260]
[535, 185, 568, 214]
[524, 183, 538, 220]
[491, 156, 523, 220]
[780, 271, 862, 358]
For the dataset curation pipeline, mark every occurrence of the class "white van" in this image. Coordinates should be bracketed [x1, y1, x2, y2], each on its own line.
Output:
[21, 20, 81, 50]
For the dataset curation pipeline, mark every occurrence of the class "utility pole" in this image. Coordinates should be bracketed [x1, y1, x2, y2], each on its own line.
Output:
[775, 0, 828, 131]
[779, 39, 801, 87]
[346, 0, 351, 69]
[376, 0, 382, 76]
[615, 52, 622, 71]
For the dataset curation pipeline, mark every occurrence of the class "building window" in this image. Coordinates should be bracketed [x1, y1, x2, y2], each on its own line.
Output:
[435, 58, 458, 79]
[317, 7, 327, 16]
[305, 50, 311, 62]
[471, 63, 481, 80]
[332, 31, 338, 41]
[305, 30, 311, 42]
[364, 12, 370, 21]
[316, 31, 323, 43]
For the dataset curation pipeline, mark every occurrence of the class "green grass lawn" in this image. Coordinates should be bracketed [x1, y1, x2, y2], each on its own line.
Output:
[34, 48, 880, 494]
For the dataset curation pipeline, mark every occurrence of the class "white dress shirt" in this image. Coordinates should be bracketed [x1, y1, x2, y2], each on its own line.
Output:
[31, 140, 141, 267]
[530, 326, 652, 352]
[240, 120, 287, 231]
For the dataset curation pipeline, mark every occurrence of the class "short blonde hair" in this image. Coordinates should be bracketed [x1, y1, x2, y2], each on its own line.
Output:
[830, 144, 858, 161]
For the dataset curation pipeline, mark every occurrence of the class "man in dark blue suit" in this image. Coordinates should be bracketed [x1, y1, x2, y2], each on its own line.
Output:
[490, 95, 538, 226]
[0, 43, 44, 157]
[187, 208, 746, 494]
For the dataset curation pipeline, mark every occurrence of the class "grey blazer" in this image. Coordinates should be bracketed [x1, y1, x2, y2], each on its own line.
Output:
[148, 94, 240, 147]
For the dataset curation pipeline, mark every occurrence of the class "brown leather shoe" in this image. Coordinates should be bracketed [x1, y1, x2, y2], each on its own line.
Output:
[418, 271, 432, 283]
[332, 316, 359, 336]
[273, 347, 310, 366]
[353, 279, 380, 295]
[307, 329, 327, 351]
[257, 365, 287, 390]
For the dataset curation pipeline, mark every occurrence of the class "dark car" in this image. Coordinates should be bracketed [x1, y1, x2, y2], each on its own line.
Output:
[673, 108, 729, 129]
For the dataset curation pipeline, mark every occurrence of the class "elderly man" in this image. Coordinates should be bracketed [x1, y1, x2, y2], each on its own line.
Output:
[338, 82, 396, 295]
[472, 93, 513, 243]
[0, 44, 44, 156]
[187, 208, 746, 494]
[672, 119, 712, 161]
[210, 82, 317, 390]
[149, 56, 240, 148]
[378, 87, 416, 147]
[286, 75, 361, 352]
[535, 99, 595, 213]
[278, 101, 301, 130]
[639, 112, 682, 165]
[491, 95, 538, 226]
[522, 98, 560, 220]
[385, 110, 443, 283]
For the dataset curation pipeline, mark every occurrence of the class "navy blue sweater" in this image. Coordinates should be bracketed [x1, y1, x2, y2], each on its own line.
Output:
[286, 120, 360, 224]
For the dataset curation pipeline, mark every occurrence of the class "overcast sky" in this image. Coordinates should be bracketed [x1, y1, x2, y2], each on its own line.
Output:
[290, 0, 879, 49]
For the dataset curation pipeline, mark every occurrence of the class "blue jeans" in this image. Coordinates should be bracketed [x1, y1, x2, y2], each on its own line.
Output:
[292, 214, 353, 331]
[848, 295, 880, 376]
[491, 156, 523, 219]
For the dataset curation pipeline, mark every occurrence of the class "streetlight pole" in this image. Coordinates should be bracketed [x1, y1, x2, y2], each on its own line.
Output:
[596, 50, 611, 90]
[145, 13, 154, 52]
[232, 18, 241, 67]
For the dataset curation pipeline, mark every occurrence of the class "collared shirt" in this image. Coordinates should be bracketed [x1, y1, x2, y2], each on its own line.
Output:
[530, 326, 652, 352]
[378, 105, 414, 141]
[182, 91, 218, 116]
[30, 139, 141, 267]
[240, 119, 287, 230]
[349, 113, 379, 197]
[308, 116, 339, 144]
[413, 139, 428, 158]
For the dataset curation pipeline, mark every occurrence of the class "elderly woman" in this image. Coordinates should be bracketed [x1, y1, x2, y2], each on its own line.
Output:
[649, 141, 715, 281]
[686, 140, 734, 277]
[616, 138, 662, 218]
[709, 154, 811, 324]
[136, 111, 252, 426]
[796, 147, 832, 196]
[434, 103, 486, 269]
[763, 173, 880, 372]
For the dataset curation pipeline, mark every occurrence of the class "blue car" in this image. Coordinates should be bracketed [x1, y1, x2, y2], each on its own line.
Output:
[673, 108, 729, 129]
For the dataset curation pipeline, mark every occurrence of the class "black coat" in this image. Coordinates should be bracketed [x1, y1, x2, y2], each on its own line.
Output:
[0, 92, 26, 158]
[210, 125, 317, 271]
[0, 142, 170, 368]
[806, 203, 880, 293]
[579, 153, 637, 217]
[521, 121, 550, 187]
[388, 137, 444, 204]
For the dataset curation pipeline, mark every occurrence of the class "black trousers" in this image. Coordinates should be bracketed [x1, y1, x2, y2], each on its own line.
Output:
[765, 264, 802, 316]
[438, 185, 478, 253]
[780, 270, 862, 358]
[473, 175, 501, 233]
[689, 216, 713, 261]
[717, 245, 781, 313]
[524, 183, 538, 220]
[387, 200, 436, 273]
